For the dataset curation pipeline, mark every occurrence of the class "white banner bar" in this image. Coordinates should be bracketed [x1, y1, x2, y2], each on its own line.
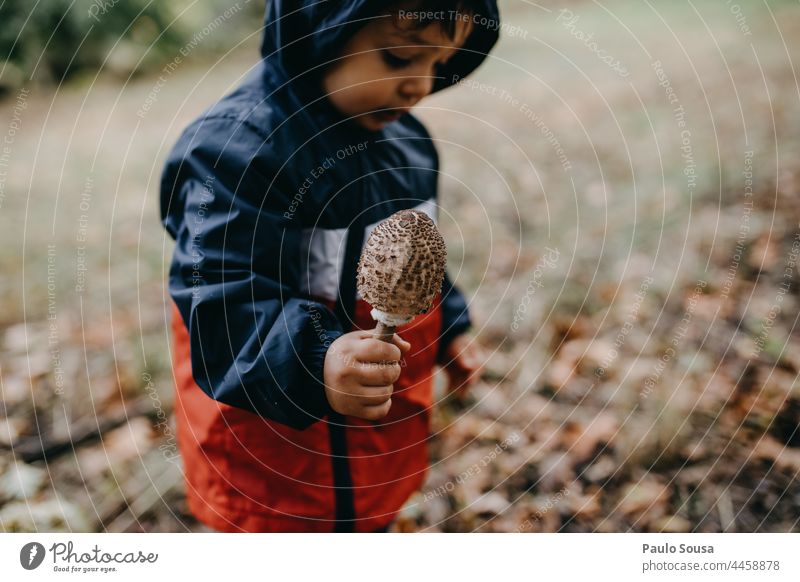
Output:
[1, 533, 797, 581]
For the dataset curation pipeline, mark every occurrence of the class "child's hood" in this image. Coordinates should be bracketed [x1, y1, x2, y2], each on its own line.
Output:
[260, 0, 501, 94]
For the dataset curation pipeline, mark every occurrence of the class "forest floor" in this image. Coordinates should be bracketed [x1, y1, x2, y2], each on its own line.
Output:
[1, 0, 800, 532]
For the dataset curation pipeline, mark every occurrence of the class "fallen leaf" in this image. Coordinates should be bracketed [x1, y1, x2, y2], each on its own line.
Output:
[618, 478, 670, 520]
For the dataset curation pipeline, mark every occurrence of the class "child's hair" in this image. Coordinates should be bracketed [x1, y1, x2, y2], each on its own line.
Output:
[387, 0, 486, 39]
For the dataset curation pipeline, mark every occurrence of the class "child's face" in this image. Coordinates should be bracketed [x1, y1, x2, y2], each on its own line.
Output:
[322, 13, 473, 131]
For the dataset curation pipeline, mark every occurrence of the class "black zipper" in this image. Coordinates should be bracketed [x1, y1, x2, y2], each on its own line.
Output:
[328, 136, 371, 532]
[327, 411, 355, 532]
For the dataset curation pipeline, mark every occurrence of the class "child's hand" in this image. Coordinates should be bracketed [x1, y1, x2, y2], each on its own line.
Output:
[441, 334, 484, 398]
[323, 330, 411, 421]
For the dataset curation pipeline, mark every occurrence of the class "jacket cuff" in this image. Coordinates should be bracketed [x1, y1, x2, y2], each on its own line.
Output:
[300, 328, 344, 422]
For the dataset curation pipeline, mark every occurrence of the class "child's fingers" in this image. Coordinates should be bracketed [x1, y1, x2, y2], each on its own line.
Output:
[459, 344, 484, 370]
[461, 355, 482, 373]
[354, 330, 378, 340]
[356, 337, 402, 362]
[466, 365, 483, 385]
[359, 398, 392, 421]
[355, 385, 393, 406]
[390, 333, 411, 353]
[356, 362, 401, 386]
[354, 329, 410, 353]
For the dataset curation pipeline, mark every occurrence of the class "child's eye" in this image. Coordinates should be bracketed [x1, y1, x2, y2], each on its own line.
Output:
[382, 50, 412, 69]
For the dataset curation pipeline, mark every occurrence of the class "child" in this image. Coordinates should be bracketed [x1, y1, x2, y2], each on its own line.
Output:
[160, 0, 499, 532]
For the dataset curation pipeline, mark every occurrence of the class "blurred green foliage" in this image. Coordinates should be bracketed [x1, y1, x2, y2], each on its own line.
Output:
[0, 0, 262, 93]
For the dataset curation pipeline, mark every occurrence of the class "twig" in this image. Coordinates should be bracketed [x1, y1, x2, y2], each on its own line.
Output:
[12, 400, 152, 463]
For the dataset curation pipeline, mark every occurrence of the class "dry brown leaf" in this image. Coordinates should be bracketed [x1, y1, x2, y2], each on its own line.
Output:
[618, 478, 670, 520]
[538, 451, 574, 492]
[468, 491, 510, 516]
[564, 486, 601, 520]
[652, 514, 692, 533]
[583, 455, 617, 483]
[560, 412, 618, 462]
[754, 435, 800, 472]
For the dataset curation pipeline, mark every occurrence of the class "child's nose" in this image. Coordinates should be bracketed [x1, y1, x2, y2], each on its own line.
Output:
[398, 74, 434, 102]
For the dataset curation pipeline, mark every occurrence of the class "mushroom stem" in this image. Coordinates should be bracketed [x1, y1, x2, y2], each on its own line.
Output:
[374, 322, 397, 343]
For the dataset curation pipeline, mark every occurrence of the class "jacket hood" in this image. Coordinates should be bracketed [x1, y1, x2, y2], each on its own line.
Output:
[260, 0, 500, 95]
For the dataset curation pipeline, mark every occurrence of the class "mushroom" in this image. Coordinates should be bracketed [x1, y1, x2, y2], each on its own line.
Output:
[357, 209, 447, 342]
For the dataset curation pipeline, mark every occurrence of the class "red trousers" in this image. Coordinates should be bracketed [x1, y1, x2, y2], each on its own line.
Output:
[170, 296, 443, 532]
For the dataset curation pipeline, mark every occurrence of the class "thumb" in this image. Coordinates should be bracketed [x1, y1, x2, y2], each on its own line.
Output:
[391, 333, 411, 354]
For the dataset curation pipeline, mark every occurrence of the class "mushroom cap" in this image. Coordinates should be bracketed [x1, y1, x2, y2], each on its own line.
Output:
[357, 209, 447, 317]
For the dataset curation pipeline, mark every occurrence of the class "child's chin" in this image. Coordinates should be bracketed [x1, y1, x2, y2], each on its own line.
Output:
[354, 114, 388, 131]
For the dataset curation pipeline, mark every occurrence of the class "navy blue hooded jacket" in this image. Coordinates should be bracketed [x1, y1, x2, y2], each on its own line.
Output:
[160, 0, 500, 431]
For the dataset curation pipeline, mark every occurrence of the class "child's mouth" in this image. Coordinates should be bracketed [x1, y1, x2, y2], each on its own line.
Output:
[374, 108, 409, 123]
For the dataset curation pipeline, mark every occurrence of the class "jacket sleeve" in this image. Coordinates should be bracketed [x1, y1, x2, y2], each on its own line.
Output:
[160, 117, 344, 430]
[436, 270, 472, 363]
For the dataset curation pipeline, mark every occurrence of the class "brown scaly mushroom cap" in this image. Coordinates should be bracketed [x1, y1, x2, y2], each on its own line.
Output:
[357, 209, 447, 326]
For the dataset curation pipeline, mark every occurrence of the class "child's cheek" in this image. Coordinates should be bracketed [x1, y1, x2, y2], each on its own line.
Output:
[355, 86, 391, 118]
